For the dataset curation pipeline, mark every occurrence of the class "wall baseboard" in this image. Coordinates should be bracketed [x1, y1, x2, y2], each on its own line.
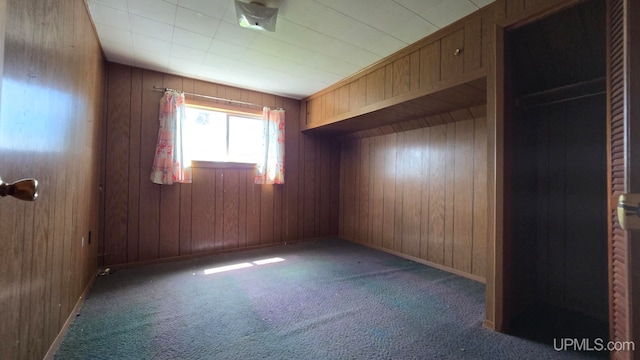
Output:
[43, 270, 100, 360]
[482, 320, 495, 331]
[342, 237, 486, 284]
[102, 236, 338, 271]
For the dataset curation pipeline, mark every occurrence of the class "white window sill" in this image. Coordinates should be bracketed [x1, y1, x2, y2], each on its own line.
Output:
[191, 160, 257, 170]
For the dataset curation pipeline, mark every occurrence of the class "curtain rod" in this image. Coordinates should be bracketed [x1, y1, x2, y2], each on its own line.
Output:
[153, 86, 263, 108]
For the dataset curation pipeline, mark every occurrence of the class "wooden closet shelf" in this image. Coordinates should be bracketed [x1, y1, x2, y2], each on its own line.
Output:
[302, 71, 487, 135]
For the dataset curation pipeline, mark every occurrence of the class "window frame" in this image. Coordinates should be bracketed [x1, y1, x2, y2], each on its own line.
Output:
[183, 102, 263, 168]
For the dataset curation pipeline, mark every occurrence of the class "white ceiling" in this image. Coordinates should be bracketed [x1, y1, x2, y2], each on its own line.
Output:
[86, 0, 494, 100]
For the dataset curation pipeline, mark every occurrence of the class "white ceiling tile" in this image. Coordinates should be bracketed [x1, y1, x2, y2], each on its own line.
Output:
[368, 1, 414, 30]
[279, 2, 357, 43]
[308, 57, 361, 78]
[393, 0, 448, 14]
[266, 19, 333, 52]
[88, 0, 486, 98]
[171, 43, 208, 62]
[175, 7, 221, 36]
[177, 0, 229, 19]
[248, 35, 307, 62]
[167, 57, 202, 75]
[203, 53, 240, 71]
[199, 64, 243, 83]
[129, 14, 174, 40]
[367, 2, 439, 43]
[101, 40, 134, 59]
[221, 1, 240, 24]
[470, 0, 495, 8]
[208, 38, 248, 58]
[324, 40, 382, 68]
[315, 0, 386, 23]
[95, 24, 133, 47]
[388, 13, 440, 44]
[425, 1, 477, 28]
[363, 33, 408, 57]
[134, 48, 170, 68]
[127, 0, 177, 24]
[105, 52, 136, 67]
[241, 49, 291, 70]
[214, 21, 258, 47]
[241, 49, 342, 86]
[88, 0, 128, 11]
[340, 22, 388, 48]
[87, 2, 130, 29]
[132, 33, 172, 55]
[395, 0, 477, 28]
[172, 27, 212, 51]
[313, 12, 359, 41]
[312, 58, 360, 78]
[135, 63, 168, 74]
[249, 35, 359, 77]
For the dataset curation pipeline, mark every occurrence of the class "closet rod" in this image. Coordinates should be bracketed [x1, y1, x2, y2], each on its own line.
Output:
[516, 77, 606, 109]
[153, 86, 263, 108]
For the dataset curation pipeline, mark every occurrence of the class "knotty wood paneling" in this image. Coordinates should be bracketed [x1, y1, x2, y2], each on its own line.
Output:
[0, 1, 104, 359]
[340, 113, 488, 281]
[101, 63, 339, 266]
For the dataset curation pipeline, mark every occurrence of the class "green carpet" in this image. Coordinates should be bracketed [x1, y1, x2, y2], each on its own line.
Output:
[55, 238, 607, 359]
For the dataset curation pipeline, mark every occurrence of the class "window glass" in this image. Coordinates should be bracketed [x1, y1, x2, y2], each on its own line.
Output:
[183, 106, 263, 163]
[228, 116, 263, 163]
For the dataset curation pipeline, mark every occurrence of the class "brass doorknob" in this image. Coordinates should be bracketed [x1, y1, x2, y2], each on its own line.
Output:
[0, 177, 39, 201]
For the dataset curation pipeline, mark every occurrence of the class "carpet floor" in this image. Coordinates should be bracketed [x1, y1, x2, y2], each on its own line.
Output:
[55, 238, 608, 359]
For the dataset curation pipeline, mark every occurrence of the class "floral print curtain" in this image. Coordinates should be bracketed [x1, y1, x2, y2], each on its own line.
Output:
[255, 107, 285, 184]
[150, 90, 192, 185]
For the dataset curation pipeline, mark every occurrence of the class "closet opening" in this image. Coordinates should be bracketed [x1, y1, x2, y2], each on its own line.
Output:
[503, 0, 609, 344]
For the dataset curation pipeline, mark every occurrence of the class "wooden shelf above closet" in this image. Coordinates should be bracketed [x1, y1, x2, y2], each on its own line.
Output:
[301, 71, 487, 135]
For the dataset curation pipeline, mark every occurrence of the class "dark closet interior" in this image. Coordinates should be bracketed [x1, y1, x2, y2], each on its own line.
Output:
[505, 0, 609, 343]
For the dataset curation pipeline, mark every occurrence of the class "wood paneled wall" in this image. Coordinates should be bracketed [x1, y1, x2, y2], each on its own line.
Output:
[101, 63, 339, 266]
[303, 6, 492, 132]
[0, 1, 104, 359]
[495, 0, 583, 26]
[339, 110, 488, 281]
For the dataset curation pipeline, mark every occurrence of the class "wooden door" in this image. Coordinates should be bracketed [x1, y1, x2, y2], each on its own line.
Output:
[0, 0, 5, 99]
[607, 0, 640, 359]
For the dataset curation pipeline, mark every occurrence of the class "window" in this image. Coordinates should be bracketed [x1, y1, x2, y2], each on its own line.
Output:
[183, 105, 263, 164]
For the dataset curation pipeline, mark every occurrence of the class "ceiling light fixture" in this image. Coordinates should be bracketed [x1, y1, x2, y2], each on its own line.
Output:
[234, 0, 282, 32]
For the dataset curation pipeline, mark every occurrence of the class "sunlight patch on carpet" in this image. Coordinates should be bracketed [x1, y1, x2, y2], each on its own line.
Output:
[203, 257, 285, 275]
[253, 257, 285, 265]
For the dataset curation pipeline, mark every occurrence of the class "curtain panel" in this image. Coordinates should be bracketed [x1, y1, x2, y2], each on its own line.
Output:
[150, 90, 192, 185]
[255, 107, 285, 184]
